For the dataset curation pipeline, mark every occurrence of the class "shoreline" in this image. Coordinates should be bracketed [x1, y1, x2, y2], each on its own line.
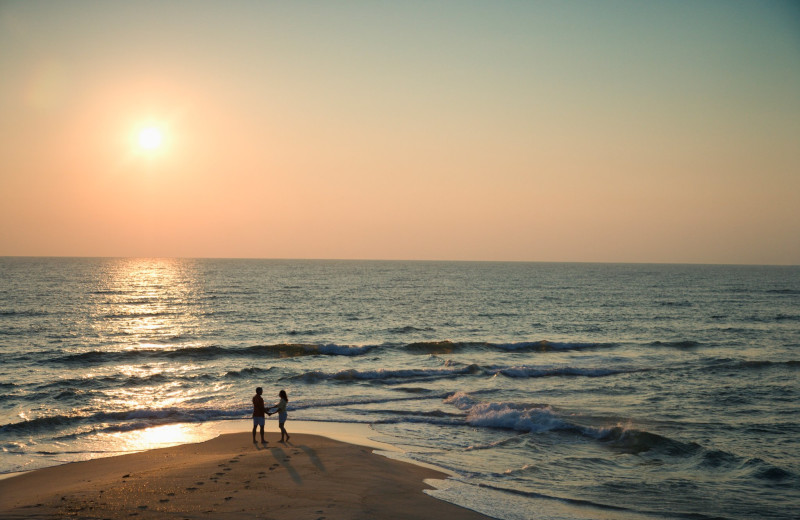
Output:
[0, 419, 403, 480]
[0, 429, 493, 519]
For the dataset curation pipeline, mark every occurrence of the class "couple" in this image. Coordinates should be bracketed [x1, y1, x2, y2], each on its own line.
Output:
[252, 387, 290, 444]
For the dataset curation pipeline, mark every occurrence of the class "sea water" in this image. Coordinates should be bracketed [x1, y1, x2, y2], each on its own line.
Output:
[1, 258, 798, 519]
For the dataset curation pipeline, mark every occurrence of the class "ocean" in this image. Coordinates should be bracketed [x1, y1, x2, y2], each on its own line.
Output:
[1, 258, 798, 519]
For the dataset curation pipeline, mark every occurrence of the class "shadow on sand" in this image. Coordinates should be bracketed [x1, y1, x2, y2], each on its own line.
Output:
[270, 446, 302, 484]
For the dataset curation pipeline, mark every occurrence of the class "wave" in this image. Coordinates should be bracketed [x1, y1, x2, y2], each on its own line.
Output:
[698, 451, 798, 484]
[703, 358, 800, 373]
[765, 289, 800, 295]
[292, 393, 451, 412]
[442, 392, 799, 485]
[492, 365, 645, 378]
[388, 326, 436, 334]
[223, 367, 279, 379]
[658, 300, 695, 307]
[41, 339, 622, 366]
[101, 311, 178, 319]
[45, 343, 379, 365]
[746, 459, 798, 483]
[290, 361, 636, 385]
[32, 372, 217, 394]
[0, 393, 453, 436]
[252, 343, 377, 357]
[736, 359, 800, 370]
[404, 340, 616, 354]
[285, 328, 331, 336]
[0, 407, 246, 435]
[290, 364, 483, 383]
[48, 346, 226, 364]
[597, 426, 703, 456]
[405, 341, 476, 353]
[27, 363, 640, 399]
[391, 386, 434, 394]
[745, 314, 800, 323]
[0, 309, 49, 317]
[649, 340, 703, 349]
[494, 341, 616, 352]
[443, 392, 703, 452]
[465, 436, 528, 452]
[357, 408, 464, 420]
[445, 392, 568, 433]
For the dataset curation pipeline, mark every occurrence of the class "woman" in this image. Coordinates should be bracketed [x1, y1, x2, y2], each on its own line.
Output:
[268, 389, 290, 443]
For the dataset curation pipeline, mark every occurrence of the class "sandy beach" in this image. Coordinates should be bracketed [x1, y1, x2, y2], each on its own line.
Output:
[0, 432, 491, 519]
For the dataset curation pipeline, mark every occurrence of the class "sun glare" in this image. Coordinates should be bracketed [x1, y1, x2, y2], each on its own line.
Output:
[138, 127, 163, 150]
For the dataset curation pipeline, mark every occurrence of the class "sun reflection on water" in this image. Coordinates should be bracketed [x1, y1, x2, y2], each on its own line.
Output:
[91, 258, 204, 347]
[84, 258, 217, 420]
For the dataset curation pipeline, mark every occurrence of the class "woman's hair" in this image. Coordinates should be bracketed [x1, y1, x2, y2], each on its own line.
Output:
[279, 389, 288, 402]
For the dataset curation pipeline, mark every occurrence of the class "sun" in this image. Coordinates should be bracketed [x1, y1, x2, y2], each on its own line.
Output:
[138, 127, 163, 150]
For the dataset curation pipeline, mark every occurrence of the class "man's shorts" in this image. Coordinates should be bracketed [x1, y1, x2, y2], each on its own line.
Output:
[253, 416, 265, 427]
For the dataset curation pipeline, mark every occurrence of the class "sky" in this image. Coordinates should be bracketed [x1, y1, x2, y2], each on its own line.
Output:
[1, 1, 798, 264]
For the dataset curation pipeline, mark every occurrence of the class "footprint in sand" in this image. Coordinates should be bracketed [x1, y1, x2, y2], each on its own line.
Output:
[224, 497, 233, 501]
[215, 472, 225, 476]
[196, 481, 205, 485]
[186, 487, 198, 491]
[159, 499, 169, 503]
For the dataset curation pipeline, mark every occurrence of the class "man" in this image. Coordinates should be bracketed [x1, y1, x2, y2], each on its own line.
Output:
[252, 387, 266, 444]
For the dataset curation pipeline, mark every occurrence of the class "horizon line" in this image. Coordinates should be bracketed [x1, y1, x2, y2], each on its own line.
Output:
[1, 255, 797, 268]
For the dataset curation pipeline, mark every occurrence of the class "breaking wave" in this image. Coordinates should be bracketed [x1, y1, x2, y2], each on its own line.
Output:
[37, 340, 626, 366]
[441, 392, 798, 484]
